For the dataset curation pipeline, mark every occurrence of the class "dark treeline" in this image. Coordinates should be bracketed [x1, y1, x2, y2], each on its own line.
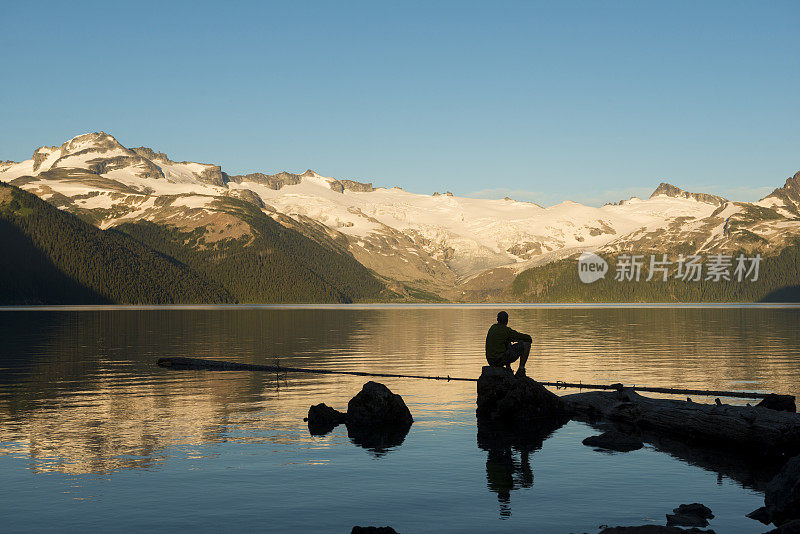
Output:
[511, 244, 800, 302]
[0, 183, 232, 304]
[0, 183, 384, 304]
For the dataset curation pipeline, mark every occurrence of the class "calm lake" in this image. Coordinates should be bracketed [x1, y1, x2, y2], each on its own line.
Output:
[1, 305, 798, 533]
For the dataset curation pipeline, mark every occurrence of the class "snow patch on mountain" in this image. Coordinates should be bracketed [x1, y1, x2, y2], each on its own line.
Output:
[2, 132, 798, 286]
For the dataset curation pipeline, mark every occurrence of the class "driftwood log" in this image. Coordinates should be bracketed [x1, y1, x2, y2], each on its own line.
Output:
[156, 357, 782, 400]
[563, 389, 800, 459]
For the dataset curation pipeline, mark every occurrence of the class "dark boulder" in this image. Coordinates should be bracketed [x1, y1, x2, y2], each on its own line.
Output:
[351, 527, 398, 534]
[305, 382, 413, 456]
[666, 503, 714, 527]
[582, 431, 644, 452]
[765, 454, 800, 525]
[746, 506, 771, 524]
[757, 394, 797, 413]
[346, 381, 413, 428]
[476, 366, 564, 423]
[306, 403, 347, 435]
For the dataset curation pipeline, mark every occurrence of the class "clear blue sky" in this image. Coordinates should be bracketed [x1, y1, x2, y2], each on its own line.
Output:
[1, 1, 798, 206]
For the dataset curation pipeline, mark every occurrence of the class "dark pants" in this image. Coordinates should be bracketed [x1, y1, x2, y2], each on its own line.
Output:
[488, 341, 531, 367]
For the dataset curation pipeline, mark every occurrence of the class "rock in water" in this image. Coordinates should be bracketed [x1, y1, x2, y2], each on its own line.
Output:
[306, 403, 347, 435]
[765, 519, 800, 533]
[476, 366, 564, 423]
[757, 394, 797, 413]
[346, 381, 413, 427]
[765, 454, 800, 525]
[666, 503, 714, 527]
[673, 503, 714, 519]
[582, 431, 644, 452]
[351, 527, 398, 534]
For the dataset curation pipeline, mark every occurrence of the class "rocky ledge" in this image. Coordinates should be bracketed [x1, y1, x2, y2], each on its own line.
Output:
[749, 453, 800, 527]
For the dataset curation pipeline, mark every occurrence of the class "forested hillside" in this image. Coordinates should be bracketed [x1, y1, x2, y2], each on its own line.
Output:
[0, 183, 386, 304]
[116, 197, 386, 303]
[510, 244, 800, 302]
[0, 183, 232, 304]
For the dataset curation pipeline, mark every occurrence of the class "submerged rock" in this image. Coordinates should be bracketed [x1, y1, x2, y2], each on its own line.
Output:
[306, 403, 347, 435]
[582, 431, 644, 452]
[757, 394, 797, 413]
[347, 381, 413, 428]
[673, 503, 714, 518]
[476, 366, 564, 423]
[600, 527, 714, 533]
[666, 503, 714, 527]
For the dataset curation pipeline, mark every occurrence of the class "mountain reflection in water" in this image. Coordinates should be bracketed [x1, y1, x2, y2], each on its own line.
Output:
[0, 306, 797, 533]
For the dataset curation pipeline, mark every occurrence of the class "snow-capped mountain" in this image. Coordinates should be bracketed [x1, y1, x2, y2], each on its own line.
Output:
[2, 132, 798, 299]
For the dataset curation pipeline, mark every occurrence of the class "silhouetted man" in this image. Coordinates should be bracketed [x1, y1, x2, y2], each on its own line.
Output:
[485, 311, 531, 377]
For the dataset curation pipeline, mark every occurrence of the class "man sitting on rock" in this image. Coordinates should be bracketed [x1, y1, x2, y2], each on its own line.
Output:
[485, 311, 531, 377]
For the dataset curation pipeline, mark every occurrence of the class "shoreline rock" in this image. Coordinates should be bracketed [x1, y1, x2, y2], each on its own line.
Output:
[761, 454, 800, 526]
[476, 366, 565, 423]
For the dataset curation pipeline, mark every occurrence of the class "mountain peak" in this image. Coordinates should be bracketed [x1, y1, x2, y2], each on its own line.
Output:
[650, 182, 727, 206]
[60, 131, 128, 155]
[761, 170, 800, 214]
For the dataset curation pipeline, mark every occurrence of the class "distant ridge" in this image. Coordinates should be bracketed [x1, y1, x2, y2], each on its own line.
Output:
[1, 131, 799, 303]
[761, 171, 800, 215]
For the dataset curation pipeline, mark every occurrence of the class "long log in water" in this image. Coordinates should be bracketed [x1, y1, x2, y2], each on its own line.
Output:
[564, 389, 800, 458]
[156, 357, 786, 400]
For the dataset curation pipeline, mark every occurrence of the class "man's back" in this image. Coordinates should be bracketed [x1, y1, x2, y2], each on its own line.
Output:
[485, 323, 532, 361]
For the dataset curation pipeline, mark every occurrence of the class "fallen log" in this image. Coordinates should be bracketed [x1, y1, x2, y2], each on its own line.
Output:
[563, 389, 800, 459]
[156, 357, 789, 401]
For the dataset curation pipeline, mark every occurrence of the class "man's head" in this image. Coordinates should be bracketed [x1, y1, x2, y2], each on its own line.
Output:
[497, 311, 509, 324]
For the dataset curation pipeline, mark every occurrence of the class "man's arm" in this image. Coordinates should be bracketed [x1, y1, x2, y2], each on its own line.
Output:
[507, 327, 532, 343]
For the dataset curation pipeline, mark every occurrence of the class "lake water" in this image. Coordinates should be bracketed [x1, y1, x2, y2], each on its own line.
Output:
[1, 305, 798, 533]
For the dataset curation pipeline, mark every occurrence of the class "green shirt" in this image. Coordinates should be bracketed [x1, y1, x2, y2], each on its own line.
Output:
[485, 323, 532, 361]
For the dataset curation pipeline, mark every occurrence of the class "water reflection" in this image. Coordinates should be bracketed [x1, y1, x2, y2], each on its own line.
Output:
[477, 418, 567, 518]
[346, 424, 411, 456]
[0, 307, 798, 477]
[305, 409, 411, 456]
